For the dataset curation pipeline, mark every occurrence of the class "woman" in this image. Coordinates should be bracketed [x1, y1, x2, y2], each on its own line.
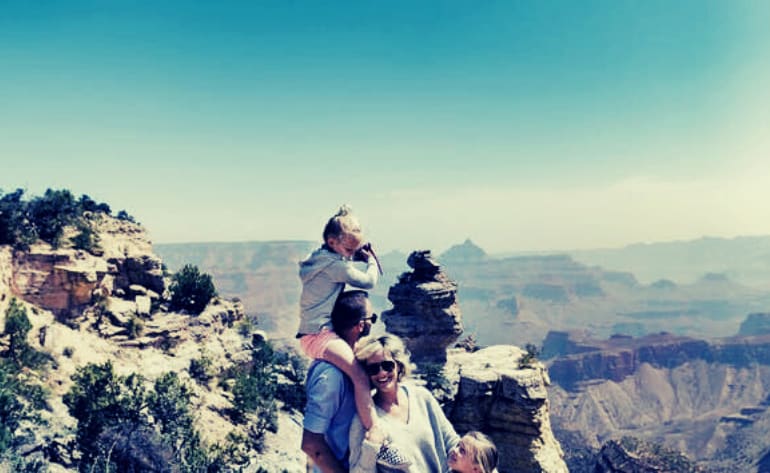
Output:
[348, 334, 459, 472]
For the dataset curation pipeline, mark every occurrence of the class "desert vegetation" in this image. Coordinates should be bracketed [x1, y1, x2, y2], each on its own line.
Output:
[0, 300, 51, 471]
[169, 264, 218, 315]
[0, 188, 136, 252]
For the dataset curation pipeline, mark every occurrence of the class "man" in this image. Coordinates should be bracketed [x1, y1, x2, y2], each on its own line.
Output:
[301, 290, 375, 473]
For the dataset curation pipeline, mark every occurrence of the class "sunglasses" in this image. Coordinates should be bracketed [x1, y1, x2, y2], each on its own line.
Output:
[364, 360, 396, 376]
[361, 313, 377, 324]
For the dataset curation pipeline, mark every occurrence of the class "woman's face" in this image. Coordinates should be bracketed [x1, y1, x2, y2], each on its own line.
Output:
[448, 439, 477, 473]
[365, 348, 399, 394]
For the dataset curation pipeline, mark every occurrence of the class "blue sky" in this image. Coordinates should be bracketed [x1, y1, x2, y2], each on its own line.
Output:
[2, 1, 769, 253]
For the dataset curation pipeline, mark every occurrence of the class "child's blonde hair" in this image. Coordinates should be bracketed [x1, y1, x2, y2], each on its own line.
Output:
[322, 204, 361, 242]
[463, 431, 498, 473]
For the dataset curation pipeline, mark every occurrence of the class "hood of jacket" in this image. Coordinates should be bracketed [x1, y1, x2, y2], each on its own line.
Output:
[299, 246, 342, 283]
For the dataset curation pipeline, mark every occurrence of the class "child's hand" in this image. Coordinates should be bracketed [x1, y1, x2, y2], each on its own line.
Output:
[366, 424, 387, 444]
[353, 244, 373, 262]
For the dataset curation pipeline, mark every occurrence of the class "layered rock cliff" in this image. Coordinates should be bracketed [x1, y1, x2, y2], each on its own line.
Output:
[545, 330, 770, 391]
[445, 346, 568, 473]
[9, 215, 164, 320]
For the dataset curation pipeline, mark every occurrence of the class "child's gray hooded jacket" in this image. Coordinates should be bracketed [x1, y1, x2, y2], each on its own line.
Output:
[297, 246, 379, 335]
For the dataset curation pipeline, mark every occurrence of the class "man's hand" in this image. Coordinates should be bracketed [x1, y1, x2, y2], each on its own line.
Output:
[301, 430, 346, 473]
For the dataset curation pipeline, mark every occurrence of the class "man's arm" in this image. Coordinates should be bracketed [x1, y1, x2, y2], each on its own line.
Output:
[301, 430, 346, 473]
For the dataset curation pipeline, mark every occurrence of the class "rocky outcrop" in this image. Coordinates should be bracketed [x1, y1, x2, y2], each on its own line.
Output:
[546, 331, 770, 390]
[382, 250, 463, 363]
[593, 437, 704, 473]
[7, 215, 165, 319]
[445, 346, 568, 473]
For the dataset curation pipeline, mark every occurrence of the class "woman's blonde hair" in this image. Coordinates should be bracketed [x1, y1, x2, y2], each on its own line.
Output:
[462, 431, 498, 473]
[354, 334, 413, 381]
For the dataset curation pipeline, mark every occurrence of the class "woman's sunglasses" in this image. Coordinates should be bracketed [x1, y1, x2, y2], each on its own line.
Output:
[364, 360, 396, 376]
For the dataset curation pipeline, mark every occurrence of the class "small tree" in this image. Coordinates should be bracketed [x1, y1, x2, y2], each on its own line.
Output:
[28, 188, 79, 247]
[518, 343, 541, 369]
[169, 264, 217, 315]
[4, 299, 31, 365]
[0, 189, 36, 248]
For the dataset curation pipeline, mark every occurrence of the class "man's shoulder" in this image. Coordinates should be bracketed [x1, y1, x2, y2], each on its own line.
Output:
[307, 360, 349, 386]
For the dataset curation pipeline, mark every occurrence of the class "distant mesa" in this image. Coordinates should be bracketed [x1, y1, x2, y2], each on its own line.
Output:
[544, 323, 770, 391]
[698, 272, 730, 283]
[439, 238, 486, 264]
[738, 313, 770, 337]
[650, 278, 677, 290]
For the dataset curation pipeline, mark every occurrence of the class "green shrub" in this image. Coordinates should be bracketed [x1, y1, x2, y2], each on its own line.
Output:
[227, 339, 279, 451]
[0, 188, 114, 250]
[518, 343, 540, 369]
[169, 264, 217, 315]
[3, 299, 31, 365]
[64, 362, 214, 471]
[274, 349, 307, 413]
[0, 360, 48, 456]
[28, 188, 80, 247]
[63, 346, 75, 358]
[189, 350, 216, 386]
[125, 315, 143, 340]
[116, 210, 136, 223]
[0, 189, 37, 248]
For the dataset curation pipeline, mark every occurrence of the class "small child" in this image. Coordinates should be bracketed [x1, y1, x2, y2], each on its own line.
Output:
[298, 205, 399, 466]
[447, 431, 499, 473]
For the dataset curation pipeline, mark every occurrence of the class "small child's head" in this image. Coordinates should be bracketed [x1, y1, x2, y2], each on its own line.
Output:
[323, 205, 363, 258]
[448, 431, 499, 473]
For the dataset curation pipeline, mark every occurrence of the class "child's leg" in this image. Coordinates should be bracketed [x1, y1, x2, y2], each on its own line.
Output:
[323, 338, 376, 431]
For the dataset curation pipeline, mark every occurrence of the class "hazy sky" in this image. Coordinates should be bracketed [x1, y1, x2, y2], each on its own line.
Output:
[2, 1, 770, 254]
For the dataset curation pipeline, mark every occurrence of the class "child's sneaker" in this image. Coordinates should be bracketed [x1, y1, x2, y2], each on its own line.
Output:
[376, 439, 411, 470]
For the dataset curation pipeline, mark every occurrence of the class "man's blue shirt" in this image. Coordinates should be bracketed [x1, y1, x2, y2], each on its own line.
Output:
[303, 360, 355, 471]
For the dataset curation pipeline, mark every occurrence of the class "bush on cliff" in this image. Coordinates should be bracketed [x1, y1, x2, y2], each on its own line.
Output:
[169, 264, 217, 315]
[64, 362, 215, 472]
[0, 188, 114, 250]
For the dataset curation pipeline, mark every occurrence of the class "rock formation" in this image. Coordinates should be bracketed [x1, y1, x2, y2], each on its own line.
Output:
[444, 346, 568, 473]
[382, 250, 463, 363]
[8, 215, 164, 319]
[593, 437, 705, 473]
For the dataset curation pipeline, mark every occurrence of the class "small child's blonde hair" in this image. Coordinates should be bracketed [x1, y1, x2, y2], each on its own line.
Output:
[463, 431, 498, 473]
[323, 204, 361, 242]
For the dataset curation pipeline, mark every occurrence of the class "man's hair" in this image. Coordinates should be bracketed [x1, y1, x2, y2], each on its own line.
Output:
[331, 290, 369, 332]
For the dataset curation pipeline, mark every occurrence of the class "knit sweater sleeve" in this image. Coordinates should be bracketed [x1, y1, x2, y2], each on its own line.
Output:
[348, 415, 380, 473]
[328, 259, 379, 289]
[425, 389, 460, 455]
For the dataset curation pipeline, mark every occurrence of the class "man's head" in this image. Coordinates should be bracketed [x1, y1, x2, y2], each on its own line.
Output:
[331, 290, 375, 340]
